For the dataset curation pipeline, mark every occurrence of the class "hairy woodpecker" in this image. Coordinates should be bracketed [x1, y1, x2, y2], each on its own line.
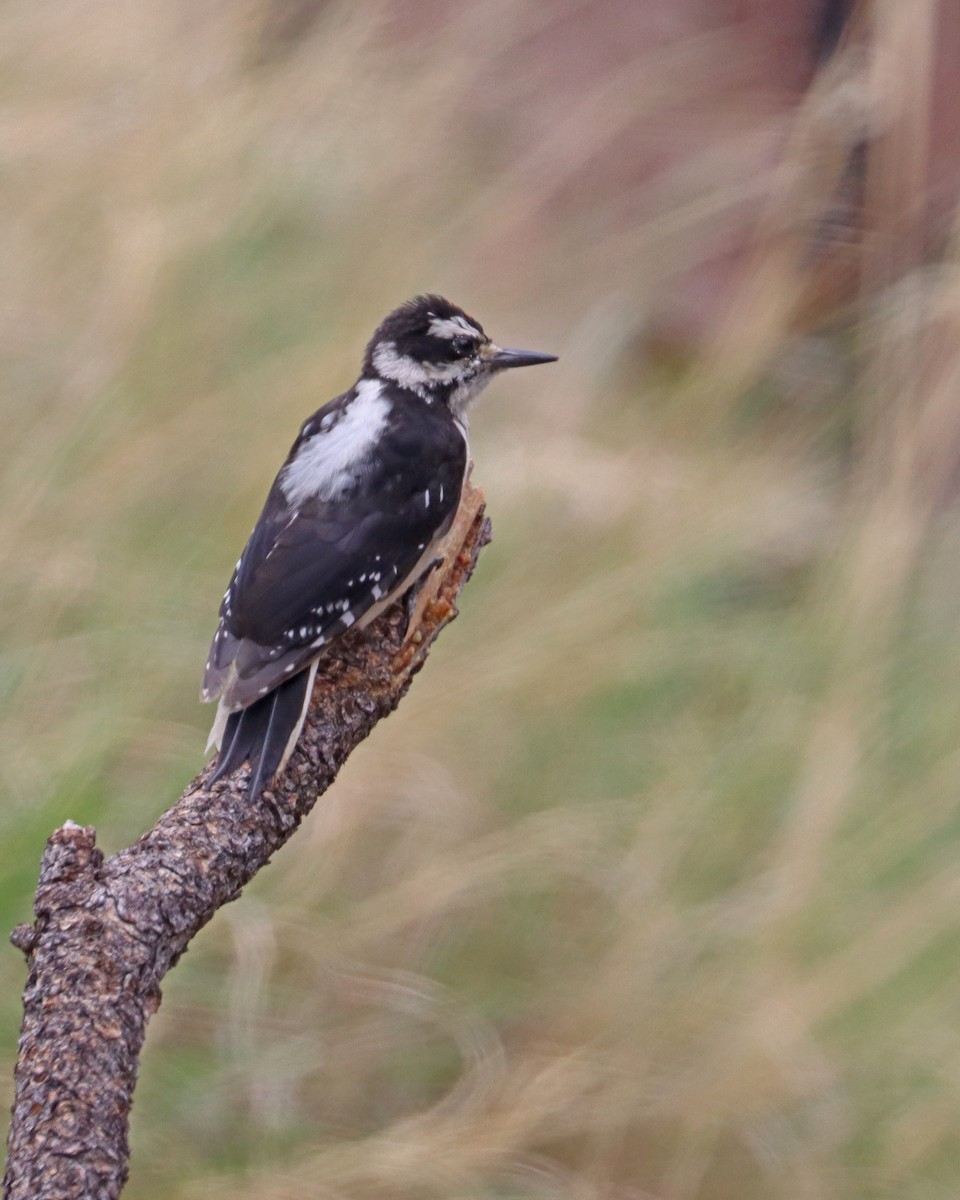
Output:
[201, 294, 557, 801]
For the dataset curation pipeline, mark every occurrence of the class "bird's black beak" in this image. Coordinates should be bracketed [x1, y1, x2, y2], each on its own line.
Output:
[490, 347, 558, 370]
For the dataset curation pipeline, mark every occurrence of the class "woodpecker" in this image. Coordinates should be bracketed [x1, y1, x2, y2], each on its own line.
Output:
[201, 294, 557, 801]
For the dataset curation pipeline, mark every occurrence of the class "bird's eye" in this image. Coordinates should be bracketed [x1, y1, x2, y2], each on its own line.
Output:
[451, 335, 474, 356]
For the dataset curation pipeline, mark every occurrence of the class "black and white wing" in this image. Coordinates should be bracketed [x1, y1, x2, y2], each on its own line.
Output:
[201, 385, 468, 713]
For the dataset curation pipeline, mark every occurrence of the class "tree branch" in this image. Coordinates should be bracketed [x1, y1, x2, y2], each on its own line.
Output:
[3, 482, 490, 1200]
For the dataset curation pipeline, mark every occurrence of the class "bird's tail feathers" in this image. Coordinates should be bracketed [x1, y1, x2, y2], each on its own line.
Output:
[208, 660, 319, 802]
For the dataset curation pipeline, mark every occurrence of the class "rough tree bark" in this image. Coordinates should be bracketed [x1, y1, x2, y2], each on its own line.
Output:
[2, 483, 490, 1200]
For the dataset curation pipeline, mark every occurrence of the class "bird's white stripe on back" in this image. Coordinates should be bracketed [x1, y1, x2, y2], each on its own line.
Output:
[280, 378, 390, 504]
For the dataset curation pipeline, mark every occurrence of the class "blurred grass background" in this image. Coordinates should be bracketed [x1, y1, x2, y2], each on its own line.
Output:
[5, 1, 960, 1196]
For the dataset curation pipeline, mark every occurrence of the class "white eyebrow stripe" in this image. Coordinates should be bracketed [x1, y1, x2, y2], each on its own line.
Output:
[428, 314, 482, 341]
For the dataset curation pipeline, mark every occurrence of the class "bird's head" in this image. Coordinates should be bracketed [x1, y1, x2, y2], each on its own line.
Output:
[364, 294, 556, 416]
